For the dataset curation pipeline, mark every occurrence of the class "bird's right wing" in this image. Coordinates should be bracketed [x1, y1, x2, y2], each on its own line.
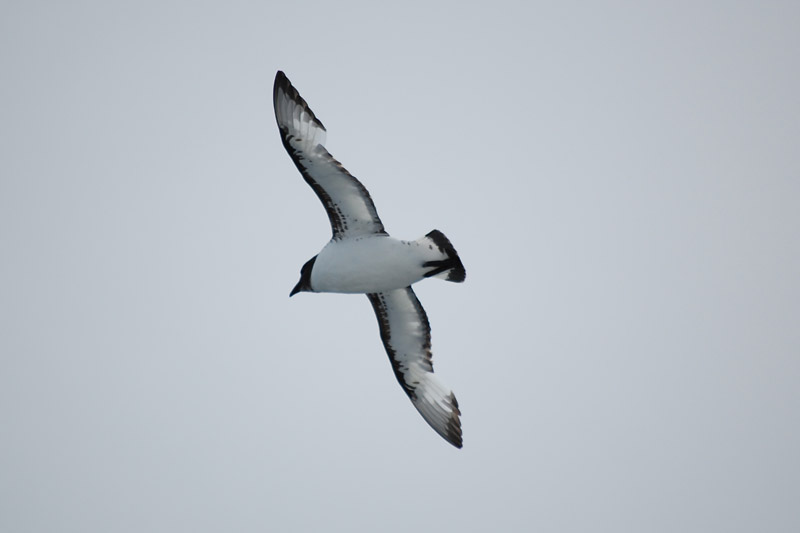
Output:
[367, 287, 462, 448]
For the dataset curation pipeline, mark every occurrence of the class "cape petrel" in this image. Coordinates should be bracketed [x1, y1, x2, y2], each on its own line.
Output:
[274, 71, 465, 448]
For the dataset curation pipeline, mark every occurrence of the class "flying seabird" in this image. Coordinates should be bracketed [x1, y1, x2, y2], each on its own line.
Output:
[274, 71, 466, 448]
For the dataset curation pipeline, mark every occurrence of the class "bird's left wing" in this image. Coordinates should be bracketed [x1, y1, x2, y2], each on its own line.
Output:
[367, 287, 462, 448]
[273, 71, 387, 239]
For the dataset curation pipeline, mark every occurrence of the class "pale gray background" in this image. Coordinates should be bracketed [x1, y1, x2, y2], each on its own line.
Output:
[2, 1, 799, 531]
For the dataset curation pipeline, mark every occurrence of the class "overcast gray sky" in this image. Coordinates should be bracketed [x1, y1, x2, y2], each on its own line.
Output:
[2, 1, 799, 531]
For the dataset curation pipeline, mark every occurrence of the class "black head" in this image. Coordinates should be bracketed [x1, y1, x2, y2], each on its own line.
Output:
[290, 256, 317, 296]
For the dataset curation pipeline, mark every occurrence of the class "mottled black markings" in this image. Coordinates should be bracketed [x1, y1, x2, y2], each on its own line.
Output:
[366, 289, 463, 448]
[368, 290, 434, 397]
[274, 71, 388, 241]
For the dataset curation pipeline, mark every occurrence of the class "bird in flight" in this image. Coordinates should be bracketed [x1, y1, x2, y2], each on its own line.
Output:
[274, 71, 465, 448]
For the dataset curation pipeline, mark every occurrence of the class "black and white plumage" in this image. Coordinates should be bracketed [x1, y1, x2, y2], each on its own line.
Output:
[274, 71, 465, 448]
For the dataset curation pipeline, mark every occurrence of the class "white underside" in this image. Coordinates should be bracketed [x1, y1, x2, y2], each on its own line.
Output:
[310, 235, 447, 293]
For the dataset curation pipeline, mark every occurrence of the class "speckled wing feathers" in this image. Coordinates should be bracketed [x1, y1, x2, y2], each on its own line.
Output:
[367, 288, 462, 448]
[273, 71, 387, 239]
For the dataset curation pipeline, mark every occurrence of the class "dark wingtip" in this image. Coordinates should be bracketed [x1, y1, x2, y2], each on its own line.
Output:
[272, 70, 326, 132]
[273, 70, 288, 101]
[447, 392, 463, 448]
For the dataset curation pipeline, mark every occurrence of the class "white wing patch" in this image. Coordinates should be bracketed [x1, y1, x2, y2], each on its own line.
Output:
[274, 71, 387, 239]
[367, 288, 462, 448]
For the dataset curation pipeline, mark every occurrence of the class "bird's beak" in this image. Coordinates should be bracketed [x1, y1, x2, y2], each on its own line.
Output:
[289, 281, 302, 297]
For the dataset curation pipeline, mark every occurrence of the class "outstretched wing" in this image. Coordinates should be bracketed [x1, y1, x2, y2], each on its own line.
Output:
[273, 71, 387, 239]
[367, 288, 462, 448]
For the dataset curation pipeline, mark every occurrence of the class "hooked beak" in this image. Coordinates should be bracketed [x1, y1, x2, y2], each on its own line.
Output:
[289, 281, 302, 297]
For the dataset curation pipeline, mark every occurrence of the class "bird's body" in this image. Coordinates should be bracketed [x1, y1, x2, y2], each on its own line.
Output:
[311, 233, 459, 294]
[274, 71, 466, 448]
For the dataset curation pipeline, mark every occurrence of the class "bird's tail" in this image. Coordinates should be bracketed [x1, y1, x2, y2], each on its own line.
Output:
[420, 230, 466, 283]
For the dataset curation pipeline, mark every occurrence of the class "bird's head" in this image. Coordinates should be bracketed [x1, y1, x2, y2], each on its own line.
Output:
[290, 255, 317, 296]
